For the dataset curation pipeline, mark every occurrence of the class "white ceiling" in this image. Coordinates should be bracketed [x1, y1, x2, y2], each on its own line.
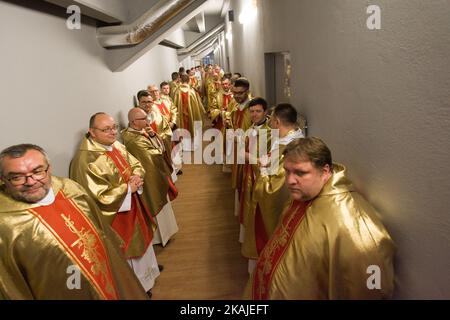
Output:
[200, 0, 225, 16]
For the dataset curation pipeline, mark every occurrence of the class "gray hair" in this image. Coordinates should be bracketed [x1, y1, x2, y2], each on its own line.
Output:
[0, 144, 50, 176]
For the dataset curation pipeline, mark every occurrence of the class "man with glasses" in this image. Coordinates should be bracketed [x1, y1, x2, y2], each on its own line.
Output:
[139, 89, 182, 178]
[147, 85, 178, 131]
[70, 112, 160, 298]
[0, 144, 148, 299]
[121, 107, 179, 247]
[138, 90, 173, 155]
[225, 77, 253, 218]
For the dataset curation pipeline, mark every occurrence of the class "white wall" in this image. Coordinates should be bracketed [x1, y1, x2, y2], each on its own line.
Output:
[251, 0, 449, 299]
[227, 0, 265, 97]
[125, 0, 160, 23]
[165, 27, 186, 47]
[0, 1, 180, 177]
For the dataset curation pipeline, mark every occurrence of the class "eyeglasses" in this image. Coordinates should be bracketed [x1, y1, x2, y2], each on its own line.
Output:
[6, 165, 50, 186]
[134, 117, 148, 121]
[93, 125, 118, 133]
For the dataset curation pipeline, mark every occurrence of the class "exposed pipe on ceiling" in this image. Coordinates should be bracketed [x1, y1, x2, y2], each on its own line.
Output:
[177, 23, 224, 56]
[192, 38, 219, 57]
[97, 0, 198, 48]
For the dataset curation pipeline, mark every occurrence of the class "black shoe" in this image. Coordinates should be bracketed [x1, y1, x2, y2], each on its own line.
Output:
[146, 290, 152, 299]
[176, 170, 183, 175]
[158, 264, 164, 272]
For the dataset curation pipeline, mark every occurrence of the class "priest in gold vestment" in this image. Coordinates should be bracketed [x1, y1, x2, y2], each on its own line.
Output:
[122, 108, 179, 247]
[169, 71, 180, 100]
[238, 98, 272, 273]
[243, 104, 304, 273]
[245, 137, 395, 299]
[137, 90, 173, 154]
[69, 113, 160, 295]
[209, 76, 233, 132]
[0, 144, 147, 300]
[172, 73, 205, 151]
[148, 85, 178, 131]
[225, 78, 253, 217]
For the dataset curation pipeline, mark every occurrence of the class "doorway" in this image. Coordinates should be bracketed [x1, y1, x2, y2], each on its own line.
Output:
[264, 51, 292, 107]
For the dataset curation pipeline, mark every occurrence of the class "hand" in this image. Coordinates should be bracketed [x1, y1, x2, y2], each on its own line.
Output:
[259, 154, 270, 168]
[129, 175, 143, 193]
[145, 127, 156, 137]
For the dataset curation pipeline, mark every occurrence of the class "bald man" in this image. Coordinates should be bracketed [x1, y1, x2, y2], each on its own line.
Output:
[121, 108, 179, 247]
[70, 112, 160, 297]
[138, 89, 180, 177]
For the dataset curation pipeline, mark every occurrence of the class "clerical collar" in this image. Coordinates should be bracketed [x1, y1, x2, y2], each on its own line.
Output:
[36, 187, 55, 206]
[128, 127, 141, 133]
[253, 118, 267, 128]
[279, 128, 304, 144]
[88, 137, 113, 151]
[98, 143, 113, 151]
[270, 128, 304, 152]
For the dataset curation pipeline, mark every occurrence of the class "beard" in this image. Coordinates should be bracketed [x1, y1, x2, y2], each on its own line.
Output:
[9, 182, 51, 203]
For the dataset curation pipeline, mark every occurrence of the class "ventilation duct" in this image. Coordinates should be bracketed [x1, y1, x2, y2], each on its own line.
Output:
[97, 0, 197, 48]
[193, 40, 219, 60]
[177, 23, 224, 56]
[192, 38, 219, 57]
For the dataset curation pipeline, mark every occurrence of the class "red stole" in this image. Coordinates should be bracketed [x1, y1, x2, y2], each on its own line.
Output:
[252, 200, 311, 300]
[189, 76, 197, 88]
[180, 91, 190, 132]
[29, 191, 119, 300]
[213, 93, 232, 131]
[149, 121, 158, 133]
[234, 106, 247, 129]
[155, 101, 170, 120]
[105, 147, 154, 257]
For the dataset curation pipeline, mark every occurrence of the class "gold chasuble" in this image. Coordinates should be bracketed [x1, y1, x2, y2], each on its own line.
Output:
[0, 177, 147, 300]
[159, 96, 178, 128]
[121, 127, 178, 217]
[205, 76, 218, 110]
[189, 75, 201, 94]
[209, 89, 233, 131]
[246, 164, 396, 300]
[244, 129, 304, 259]
[148, 104, 173, 153]
[240, 120, 272, 259]
[69, 137, 155, 259]
[172, 83, 205, 137]
[168, 80, 179, 100]
[226, 98, 253, 190]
